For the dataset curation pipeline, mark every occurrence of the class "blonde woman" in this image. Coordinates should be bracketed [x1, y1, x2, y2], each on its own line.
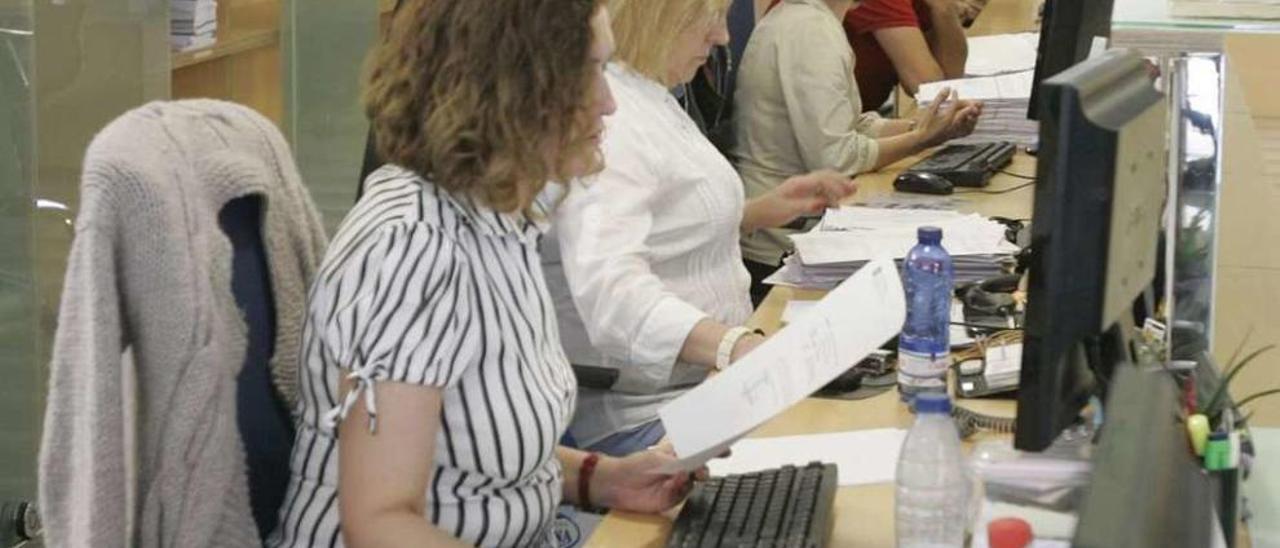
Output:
[269, 2, 695, 546]
[542, 0, 857, 457]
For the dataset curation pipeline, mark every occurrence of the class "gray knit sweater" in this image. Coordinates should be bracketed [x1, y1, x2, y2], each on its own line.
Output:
[38, 100, 327, 547]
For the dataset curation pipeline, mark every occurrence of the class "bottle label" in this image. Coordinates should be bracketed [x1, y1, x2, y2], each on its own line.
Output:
[898, 350, 949, 385]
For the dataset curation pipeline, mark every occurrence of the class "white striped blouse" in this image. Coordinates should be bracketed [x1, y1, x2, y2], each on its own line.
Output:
[268, 165, 577, 548]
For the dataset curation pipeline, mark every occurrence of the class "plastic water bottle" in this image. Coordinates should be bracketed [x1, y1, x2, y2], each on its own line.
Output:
[898, 226, 953, 399]
[896, 393, 970, 548]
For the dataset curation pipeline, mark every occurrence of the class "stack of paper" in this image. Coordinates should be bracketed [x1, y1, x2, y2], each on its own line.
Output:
[765, 207, 1019, 290]
[965, 32, 1040, 77]
[919, 70, 1039, 147]
[171, 0, 217, 52]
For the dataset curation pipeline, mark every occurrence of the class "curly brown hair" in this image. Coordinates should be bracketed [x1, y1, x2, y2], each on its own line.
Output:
[363, 0, 604, 212]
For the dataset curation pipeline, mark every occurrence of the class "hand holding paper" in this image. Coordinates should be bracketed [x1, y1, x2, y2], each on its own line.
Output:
[657, 257, 907, 472]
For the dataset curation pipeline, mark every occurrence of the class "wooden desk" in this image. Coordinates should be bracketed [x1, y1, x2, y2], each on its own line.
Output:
[585, 153, 1036, 548]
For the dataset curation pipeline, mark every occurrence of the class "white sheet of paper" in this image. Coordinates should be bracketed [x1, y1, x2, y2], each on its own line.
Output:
[707, 429, 908, 486]
[658, 258, 907, 472]
[791, 217, 1017, 266]
[919, 69, 1034, 102]
[781, 300, 817, 325]
[965, 32, 1041, 76]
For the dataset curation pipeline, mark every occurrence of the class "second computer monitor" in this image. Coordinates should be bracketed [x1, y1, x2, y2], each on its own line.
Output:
[1015, 49, 1167, 452]
[1027, 0, 1117, 121]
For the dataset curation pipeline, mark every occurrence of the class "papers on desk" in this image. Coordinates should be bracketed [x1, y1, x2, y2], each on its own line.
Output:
[766, 207, 1018, 291]
[780, 300, 817, 325]
[658, 258, 906, 472]
[919, 70, 1039, 147]
[788, 299, 975, 348]
[965, 33, 1041, 77]
[708, 429, 908, 487]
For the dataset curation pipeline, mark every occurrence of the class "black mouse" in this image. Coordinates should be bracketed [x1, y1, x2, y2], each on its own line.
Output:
[894, 172, 954, 195]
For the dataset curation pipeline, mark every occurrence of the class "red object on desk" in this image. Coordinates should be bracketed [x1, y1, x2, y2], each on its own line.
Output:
[988, 517, 1034, 548]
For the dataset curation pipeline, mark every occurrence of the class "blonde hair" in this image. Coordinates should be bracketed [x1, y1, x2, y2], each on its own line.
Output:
[608, 0, 731, 85]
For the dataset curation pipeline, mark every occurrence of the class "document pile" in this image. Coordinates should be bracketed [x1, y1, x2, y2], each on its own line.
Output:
[918, 32, 1042, 147]
[172, 0, 218, 52]
[765, 207, 1019, 290]
[964, 32, 1040, 77]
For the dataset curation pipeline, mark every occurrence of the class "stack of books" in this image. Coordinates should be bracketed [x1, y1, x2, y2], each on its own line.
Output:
[765, 207, 1019, 290]
[171, 0, 218, 52]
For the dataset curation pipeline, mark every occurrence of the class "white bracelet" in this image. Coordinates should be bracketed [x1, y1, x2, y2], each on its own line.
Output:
[715, 326, 754, 371]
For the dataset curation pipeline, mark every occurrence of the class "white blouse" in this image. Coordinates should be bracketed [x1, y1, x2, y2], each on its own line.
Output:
[542, 63, 753, 447]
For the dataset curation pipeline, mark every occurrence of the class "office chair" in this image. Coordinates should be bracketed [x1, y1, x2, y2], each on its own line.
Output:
[219, 195, 295, 543]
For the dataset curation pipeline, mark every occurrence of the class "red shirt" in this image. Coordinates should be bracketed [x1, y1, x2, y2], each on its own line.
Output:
[767, 0, 930, 112]
[844, 0, 931, 111]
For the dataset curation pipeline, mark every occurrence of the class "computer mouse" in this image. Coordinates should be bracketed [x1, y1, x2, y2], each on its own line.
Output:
[894, 172, 955, 195]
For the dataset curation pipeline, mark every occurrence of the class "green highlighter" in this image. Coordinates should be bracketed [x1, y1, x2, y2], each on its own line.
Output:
[1204, 432, 1231, 471]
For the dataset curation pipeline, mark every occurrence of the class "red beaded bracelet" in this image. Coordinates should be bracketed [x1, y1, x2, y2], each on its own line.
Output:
[579, 452, 601, 511]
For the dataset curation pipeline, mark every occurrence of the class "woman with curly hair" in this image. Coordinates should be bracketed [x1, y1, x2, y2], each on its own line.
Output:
[268, 2, 694, 546]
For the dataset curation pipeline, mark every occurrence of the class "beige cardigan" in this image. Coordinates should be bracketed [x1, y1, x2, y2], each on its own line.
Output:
[38, 100, 327, 547]
[733, 0, 889, 265]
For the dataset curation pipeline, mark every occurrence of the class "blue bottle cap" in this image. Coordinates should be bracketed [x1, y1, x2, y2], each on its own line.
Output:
[917, 226, 943, 244]
[914, 393, 952, 414]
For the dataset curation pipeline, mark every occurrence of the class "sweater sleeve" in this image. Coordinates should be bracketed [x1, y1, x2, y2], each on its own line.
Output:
[775, 20, 882, 174]
[39, 200, 129, 548]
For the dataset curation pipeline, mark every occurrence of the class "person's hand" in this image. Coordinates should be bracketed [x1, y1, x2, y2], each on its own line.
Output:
[912, 88, 983, 148]
[592, 444, 703, 514]
[758, 170, 857, 229]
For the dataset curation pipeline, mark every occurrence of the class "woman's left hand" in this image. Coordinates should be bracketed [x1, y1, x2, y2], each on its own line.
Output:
[591, 444, 706, 514]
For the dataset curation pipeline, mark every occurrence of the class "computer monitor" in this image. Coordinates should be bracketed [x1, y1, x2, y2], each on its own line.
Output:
[1026, 0, 1117, 121]
[1014, 49, 1167, 452]
[1072, 366, 1216, 548]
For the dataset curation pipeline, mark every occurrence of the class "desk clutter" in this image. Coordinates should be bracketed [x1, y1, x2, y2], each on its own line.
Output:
[917, 32, 1044, 148]
[766, 206, 1019, 290]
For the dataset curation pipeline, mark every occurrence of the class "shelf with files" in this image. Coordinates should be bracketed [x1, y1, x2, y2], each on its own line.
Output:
[169, 0, 282, 125]
[171, 26, 277, 70]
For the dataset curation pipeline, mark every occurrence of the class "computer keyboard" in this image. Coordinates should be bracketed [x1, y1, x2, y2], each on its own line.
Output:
[667, 462, 838, 548]
[903, 141, 1017, 187]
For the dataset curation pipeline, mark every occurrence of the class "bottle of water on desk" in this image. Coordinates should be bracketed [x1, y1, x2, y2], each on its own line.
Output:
[898, 226, 953, 400]
[896, 393, 969, 548]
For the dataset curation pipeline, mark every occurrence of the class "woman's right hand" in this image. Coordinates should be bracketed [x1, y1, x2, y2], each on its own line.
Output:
[912, 87, 983, 149]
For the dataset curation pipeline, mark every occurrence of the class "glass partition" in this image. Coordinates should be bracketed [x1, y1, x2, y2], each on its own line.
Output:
[283, 0, 378, 232]
[1167, 54, 1226, 354]
[0, 1, 39, 544]
[1, 0, 167, 544]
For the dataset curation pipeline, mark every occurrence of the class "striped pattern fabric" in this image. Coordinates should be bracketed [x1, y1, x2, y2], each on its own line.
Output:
[268, 165, 576, 547]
